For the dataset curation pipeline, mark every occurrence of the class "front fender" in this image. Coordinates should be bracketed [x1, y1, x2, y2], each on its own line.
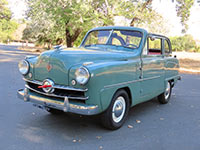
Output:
[86, 59, 140, 112]
[23, 56, 38, 80]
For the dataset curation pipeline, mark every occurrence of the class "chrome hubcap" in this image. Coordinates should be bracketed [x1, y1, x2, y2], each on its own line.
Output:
[112, 96, 126, 123]
[164, 82, 171, 100]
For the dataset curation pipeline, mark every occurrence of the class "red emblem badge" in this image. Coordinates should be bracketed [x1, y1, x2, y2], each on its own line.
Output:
[46, 64, 52, 72]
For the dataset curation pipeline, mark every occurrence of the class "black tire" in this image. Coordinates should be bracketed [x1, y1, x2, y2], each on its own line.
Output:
[101, 89, 130, 130]
[158, 81, 172, 104]
[46, 107, 64, 115]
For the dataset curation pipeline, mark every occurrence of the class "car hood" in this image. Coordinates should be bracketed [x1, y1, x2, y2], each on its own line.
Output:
[34, 47, 137, 85]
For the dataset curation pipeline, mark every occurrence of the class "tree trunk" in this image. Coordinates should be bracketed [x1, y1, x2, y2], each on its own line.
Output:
[130, 17, 139, 27]
[130, 0, 153, 26]
[47, 43, 52, 49]
[66, 28, 72, 47]
[141, 0, 153, 11]
[65, 27, 82, 47]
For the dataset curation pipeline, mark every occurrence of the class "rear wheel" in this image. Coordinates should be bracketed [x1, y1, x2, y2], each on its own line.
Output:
[158, 81, 172, 104]
[101, 90, 130, 130]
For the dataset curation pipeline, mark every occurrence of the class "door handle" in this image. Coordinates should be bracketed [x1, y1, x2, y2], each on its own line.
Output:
[139, 67, 143, 79]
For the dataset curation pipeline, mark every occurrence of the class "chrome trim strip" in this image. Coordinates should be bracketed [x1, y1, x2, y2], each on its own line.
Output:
[141, 75, 160, 81]
[104, 80, 139, 88]
[17, 89, 99, 115]
[104, 76, 161, 88]
[25, 84, 89, 100]
[54, 85, 88, 92]
[23, 78, 42, 85]
[23, 78, 88, 92]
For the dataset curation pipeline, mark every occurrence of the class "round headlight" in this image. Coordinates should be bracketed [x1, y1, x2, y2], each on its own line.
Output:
[18, 60, 29, 75]
[75, 67, 90, 85]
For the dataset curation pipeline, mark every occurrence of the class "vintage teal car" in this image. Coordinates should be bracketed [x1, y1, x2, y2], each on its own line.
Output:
[17, 26, 181, 129]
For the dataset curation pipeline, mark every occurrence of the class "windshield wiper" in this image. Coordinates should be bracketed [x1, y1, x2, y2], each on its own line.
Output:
[122, 46, 137, 50]
[107, 44, 136, 50]
[85, 44, 108, 48]
[84, 44, 93, 47]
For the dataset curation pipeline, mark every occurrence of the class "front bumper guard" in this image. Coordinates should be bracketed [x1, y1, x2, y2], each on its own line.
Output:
[17, 88, 99, 115]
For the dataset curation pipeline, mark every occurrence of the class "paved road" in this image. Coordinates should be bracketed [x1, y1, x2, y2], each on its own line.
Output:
[0, 45, 200, 150]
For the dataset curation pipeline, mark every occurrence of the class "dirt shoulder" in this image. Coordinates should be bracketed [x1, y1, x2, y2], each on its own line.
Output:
[19, 46, 45, 54]
[173, 52, 200, 74]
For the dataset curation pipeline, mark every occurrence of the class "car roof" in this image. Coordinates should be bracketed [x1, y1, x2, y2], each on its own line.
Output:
[148, 33, 169, 40]
[90, 26, 148, 34]
[89, 26, 169, 39]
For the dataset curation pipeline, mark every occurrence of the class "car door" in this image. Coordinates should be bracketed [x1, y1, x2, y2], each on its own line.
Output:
[140, 35, 165, 100]
[163, 38, 179, 79]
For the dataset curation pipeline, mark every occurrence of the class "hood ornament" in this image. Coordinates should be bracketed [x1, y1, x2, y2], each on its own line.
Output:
[53, 45, 62, 51]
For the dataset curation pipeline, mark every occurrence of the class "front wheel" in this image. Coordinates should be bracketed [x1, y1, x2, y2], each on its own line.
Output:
[101, 90, 130, 130]
[158, 81, 172, 104]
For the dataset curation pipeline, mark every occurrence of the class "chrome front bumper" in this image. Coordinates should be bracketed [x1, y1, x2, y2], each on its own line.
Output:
[17, 88, 99, 115]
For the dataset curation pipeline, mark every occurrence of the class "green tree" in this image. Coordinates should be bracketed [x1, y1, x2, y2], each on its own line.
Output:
[24, 0, 97, 47]
[0, 0, 18, 43]
[176, 0, 194, 33]
[118, 0, 168, 34]
[24, 0, 167, 47]
[0, 0, 11, 20]
[171, 34, 197, 51]
[128, 0, 153, 27]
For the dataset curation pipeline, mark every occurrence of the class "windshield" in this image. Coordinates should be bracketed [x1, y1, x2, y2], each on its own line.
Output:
[82, 29, 143, 51]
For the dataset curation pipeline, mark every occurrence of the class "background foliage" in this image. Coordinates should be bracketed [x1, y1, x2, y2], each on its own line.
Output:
[0, 0, 18, 43]
[23, 0, 168, 48]
[171, 35, 200, 52]
[176, 0, 194, 33]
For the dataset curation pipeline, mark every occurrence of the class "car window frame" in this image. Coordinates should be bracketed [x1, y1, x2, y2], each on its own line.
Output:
[142, 35, 163, 56]
[80, 29, 144, 51]
[162, 38, 172, 55]
[142, 34, 172, 57]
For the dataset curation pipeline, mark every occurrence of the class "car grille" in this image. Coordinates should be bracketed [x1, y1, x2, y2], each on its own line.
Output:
[23, 78, 88, 103]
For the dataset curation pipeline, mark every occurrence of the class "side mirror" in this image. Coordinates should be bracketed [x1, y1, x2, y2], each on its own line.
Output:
[150, 36, 155, 41]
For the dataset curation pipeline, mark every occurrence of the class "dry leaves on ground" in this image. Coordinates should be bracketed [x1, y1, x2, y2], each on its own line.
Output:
[128, 125, 133, 128]
[136, 120, 141, 123]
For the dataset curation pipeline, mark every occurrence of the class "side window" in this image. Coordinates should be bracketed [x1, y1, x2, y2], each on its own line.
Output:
[148, 37, 162, 55]
[164, 40, 170, 54]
